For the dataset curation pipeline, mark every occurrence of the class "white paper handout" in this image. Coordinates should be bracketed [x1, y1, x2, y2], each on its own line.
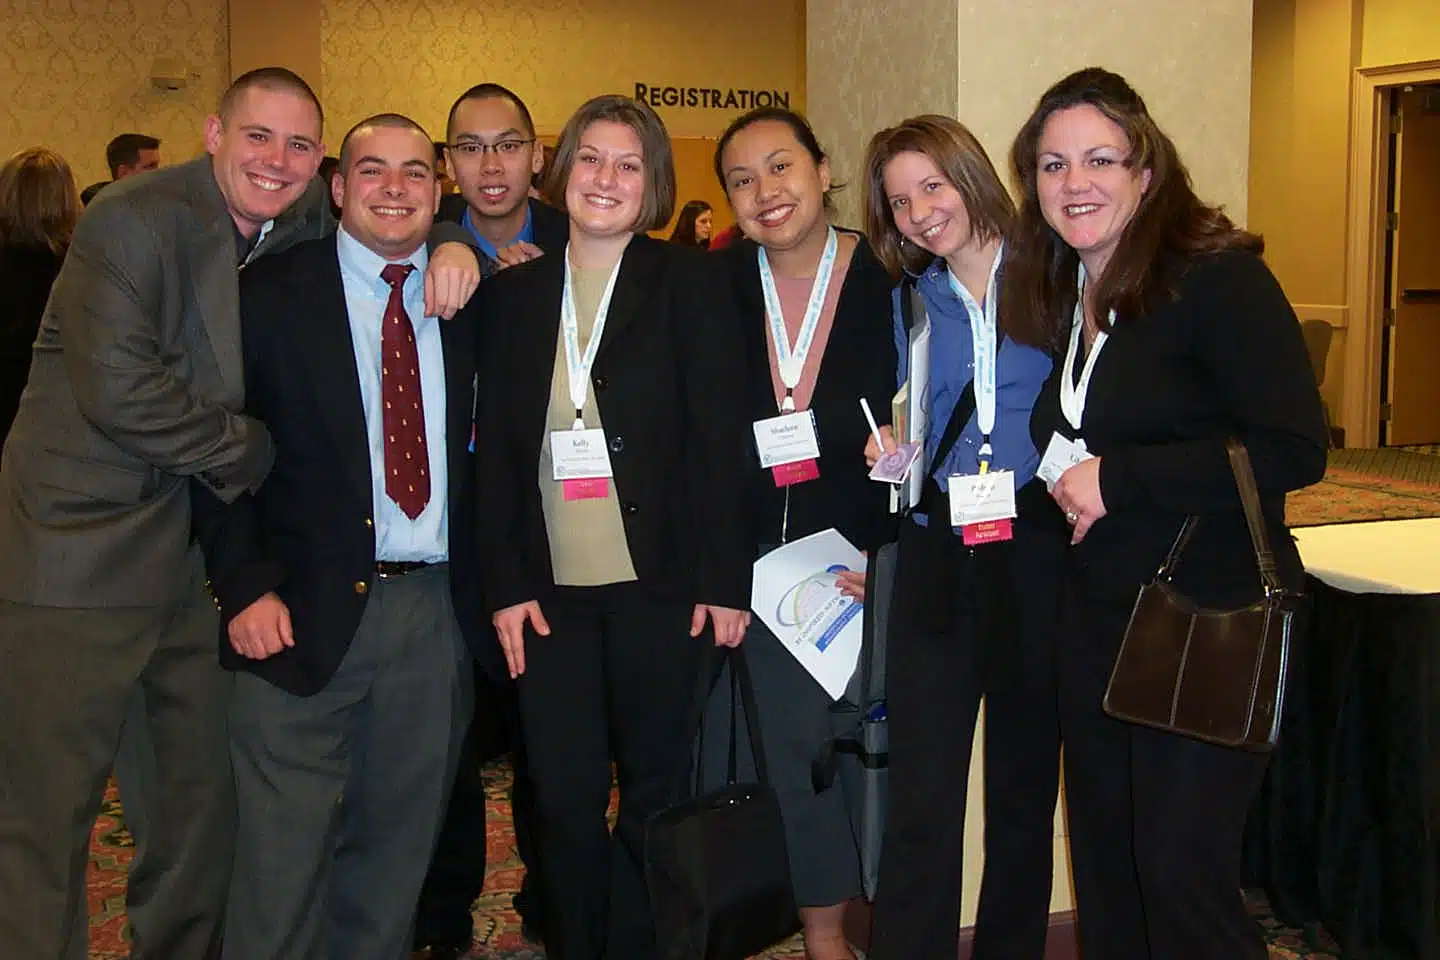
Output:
[751, 529, 867, 700]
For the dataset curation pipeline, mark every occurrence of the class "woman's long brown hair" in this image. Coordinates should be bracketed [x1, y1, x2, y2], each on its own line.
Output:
[1001, 67, 1261, 350]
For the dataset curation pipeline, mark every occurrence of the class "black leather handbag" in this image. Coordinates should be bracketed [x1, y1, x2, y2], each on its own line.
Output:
[644, 644, 801, 959]
[1103, 439, 1302, 751]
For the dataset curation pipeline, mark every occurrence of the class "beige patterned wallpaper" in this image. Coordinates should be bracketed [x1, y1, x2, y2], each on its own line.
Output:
[319, 0, 805, 149]
[0, 0, 229, 188]
[806, 0, 960, 229]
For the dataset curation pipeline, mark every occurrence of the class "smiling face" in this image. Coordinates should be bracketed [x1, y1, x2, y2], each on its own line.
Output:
[447, 95, 542, 223]
[564, 120, 647, 240]
[881, 149, 978, 262]
[204, 85, 324, 237]
[333, 123, 440, 260]
[1035, 103, 1152, 278]
[720, 118, 830, 256]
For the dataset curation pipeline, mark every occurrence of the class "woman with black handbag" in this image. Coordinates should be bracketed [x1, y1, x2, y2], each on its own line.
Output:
[703, 106, 898, 960]
[474, 94, 752, 960]
[1004, 68, 1328, 958]
[858, 115, 1067, 959]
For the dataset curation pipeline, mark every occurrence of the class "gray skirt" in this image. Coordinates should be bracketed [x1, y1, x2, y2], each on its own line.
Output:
[699, 618, 863, 907]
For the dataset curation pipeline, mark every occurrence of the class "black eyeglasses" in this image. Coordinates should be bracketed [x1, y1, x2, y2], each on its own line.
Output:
[447, 138, 536, 159]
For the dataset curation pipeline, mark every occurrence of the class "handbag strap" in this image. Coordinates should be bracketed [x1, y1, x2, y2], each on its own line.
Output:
[1226, 438, 1284, 595]
[678, 643, 771, 799]
[1154, 439, 1283, 596]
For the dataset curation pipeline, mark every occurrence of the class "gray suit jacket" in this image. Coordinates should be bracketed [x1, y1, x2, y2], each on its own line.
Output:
[0, 157, 333, 607]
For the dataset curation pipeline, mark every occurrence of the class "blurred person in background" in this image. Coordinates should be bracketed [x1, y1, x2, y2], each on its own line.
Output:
[667, 198, 712, 248]
[81, 133, 161, 205]
[0, 147, 80, 451]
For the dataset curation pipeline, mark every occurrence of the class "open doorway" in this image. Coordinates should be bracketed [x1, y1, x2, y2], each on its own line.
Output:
[1379, 84, 1440, 447]
[1341, 60, 1440, 449]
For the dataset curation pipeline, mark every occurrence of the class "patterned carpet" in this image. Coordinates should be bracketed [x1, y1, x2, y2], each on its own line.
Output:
[1286, 451, 1440, 527]
[77, 448, 1439, 958]
[82, 763, 1340, 959]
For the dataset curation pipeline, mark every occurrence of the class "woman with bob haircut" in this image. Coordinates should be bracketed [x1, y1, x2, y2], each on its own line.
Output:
[1004, 67, 1326, 958]
[858, 115, 1065, 959]
[1, 147, 81, 449]
[474, 94, 753, 960]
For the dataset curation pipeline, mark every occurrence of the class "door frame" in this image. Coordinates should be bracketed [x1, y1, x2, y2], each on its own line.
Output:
[1343, 59, 1440, 448]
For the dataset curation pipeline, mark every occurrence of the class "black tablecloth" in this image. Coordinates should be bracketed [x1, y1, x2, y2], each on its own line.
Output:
[1244, 574, 1440, 958]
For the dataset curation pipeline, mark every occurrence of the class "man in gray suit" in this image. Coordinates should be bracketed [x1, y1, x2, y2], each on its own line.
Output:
[0, 67, 480, 960]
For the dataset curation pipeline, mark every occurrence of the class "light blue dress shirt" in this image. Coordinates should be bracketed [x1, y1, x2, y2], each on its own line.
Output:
[336, 227, 449, 562]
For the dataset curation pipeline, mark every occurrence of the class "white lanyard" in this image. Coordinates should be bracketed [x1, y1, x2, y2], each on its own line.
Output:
[758, 226, 838, 412]
[945, 245, 1003, 465]
[1059, 263, 1110, 433]
[560, 245, 624, 431]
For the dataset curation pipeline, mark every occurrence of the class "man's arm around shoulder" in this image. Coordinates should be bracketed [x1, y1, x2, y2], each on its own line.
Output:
[57, 196, 273, 500]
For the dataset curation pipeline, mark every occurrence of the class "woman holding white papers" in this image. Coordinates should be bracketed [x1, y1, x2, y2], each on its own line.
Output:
[703, 106, 897, 960]
[859, 115, 1067, 959]
[474, 95, 752, 960]
[1006, 69, 1326, 959]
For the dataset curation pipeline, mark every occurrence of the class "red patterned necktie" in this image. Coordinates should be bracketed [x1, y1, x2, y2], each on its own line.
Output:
[379, 263, 430, 520]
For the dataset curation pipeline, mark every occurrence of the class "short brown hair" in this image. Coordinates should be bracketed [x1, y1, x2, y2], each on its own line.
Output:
[219, 67, 323, 128]
[0, 147, 80, 256]
[337, 113, 432, 175]
[543, 95, 675, 233]
[1002, 67, 1260, 349]
[861, 115, 1014, 281]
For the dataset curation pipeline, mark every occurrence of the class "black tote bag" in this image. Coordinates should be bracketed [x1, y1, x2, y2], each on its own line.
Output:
[644, 644, 801, 960]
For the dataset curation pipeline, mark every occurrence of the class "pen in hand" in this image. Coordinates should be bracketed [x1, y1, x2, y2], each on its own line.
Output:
[859, 397, 886, 455]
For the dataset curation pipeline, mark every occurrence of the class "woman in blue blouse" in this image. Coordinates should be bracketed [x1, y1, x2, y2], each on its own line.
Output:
[859, 115, 1066, 959]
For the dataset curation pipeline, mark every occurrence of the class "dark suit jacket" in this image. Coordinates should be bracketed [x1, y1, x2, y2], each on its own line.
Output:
[476, 234, 752, 614]
[0, 244, 63, 453]
[437, 195, 569, 260]
[0, 158, 333, 607]
[1030, 249, 1328, 612]
[718, 231, 899, 553]
[193, 235, 488, 695]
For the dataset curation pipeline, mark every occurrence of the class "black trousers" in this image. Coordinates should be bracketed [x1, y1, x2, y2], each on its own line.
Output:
[870, 511, 1063, 960]
[516, 583, 703, 960]
[413, 664, 544, 948]
[1058, 570, 1271, 960]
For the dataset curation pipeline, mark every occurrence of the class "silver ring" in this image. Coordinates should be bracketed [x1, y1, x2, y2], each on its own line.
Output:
[1065, 510, 1079, 523]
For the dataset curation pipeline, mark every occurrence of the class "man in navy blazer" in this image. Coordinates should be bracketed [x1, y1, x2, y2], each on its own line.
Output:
[192, 112, 485, 959]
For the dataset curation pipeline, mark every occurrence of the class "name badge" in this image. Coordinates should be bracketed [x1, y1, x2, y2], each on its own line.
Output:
[1036, 432, 1095, 492]
[948, 470, 1017, 530]
[552, 428, 614, 501]
[753, 411, 821, 487]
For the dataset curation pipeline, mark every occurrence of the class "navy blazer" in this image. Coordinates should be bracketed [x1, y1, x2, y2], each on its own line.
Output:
[193, 235, 492, 694]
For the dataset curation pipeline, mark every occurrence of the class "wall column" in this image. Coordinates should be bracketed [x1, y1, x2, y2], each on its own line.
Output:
[808, 0, 1252, 228]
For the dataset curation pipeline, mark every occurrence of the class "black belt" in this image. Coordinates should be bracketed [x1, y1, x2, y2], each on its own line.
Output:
[375, 560, 437, 579]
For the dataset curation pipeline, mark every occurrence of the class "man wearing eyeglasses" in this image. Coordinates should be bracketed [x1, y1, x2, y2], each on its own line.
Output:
[413, 83, 566, 960]
[439, 84, 568, 279]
